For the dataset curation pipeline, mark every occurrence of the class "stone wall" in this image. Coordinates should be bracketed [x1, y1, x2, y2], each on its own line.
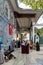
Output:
[0, 0, 16, 50]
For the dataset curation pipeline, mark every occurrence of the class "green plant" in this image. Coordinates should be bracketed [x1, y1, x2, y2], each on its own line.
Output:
[37, 29, 43, 36]
[19, 0, 43, 9]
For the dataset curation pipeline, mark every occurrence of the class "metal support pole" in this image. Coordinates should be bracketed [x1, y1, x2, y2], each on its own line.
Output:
[33, 26, 34, 44]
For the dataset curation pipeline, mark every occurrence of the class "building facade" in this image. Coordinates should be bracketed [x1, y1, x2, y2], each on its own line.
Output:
[0, 0, 16, 50]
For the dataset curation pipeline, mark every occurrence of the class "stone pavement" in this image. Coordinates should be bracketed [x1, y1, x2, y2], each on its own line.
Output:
[2, 47, 43, 65]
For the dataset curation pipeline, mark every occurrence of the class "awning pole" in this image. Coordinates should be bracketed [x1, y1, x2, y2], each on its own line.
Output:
[33, 26, 34, 44]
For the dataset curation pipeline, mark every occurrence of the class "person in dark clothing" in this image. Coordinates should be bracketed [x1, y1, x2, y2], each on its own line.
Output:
[17, 38, 21, 48]
[26, 43, 29, 54]
[36, 42, 40, 51]
[25, 41, 29, 54]
[17, 40, 20, 48]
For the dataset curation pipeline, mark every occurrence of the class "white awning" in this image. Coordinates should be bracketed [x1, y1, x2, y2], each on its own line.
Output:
[34, 14, 43, 29]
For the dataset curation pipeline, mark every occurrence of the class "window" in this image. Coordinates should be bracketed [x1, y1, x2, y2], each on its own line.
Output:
[4, 1, 10, 19]
[5, 6, 8, 17]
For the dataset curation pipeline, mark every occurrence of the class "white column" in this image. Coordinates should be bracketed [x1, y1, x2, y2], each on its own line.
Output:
[33, 26, 34, 44]
[31, 18, 35, 44]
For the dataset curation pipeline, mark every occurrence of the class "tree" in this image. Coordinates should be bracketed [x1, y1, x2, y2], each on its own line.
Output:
[37, 29, 43, 36]
[19, 0, 43, 9]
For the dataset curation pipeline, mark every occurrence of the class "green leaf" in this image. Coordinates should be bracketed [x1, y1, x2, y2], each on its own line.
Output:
[37, 29, 43, 36]
[18, 0, 43, 9]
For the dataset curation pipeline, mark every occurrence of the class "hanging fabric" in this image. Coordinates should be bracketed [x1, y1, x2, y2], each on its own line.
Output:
[9, 23, 12, 35]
